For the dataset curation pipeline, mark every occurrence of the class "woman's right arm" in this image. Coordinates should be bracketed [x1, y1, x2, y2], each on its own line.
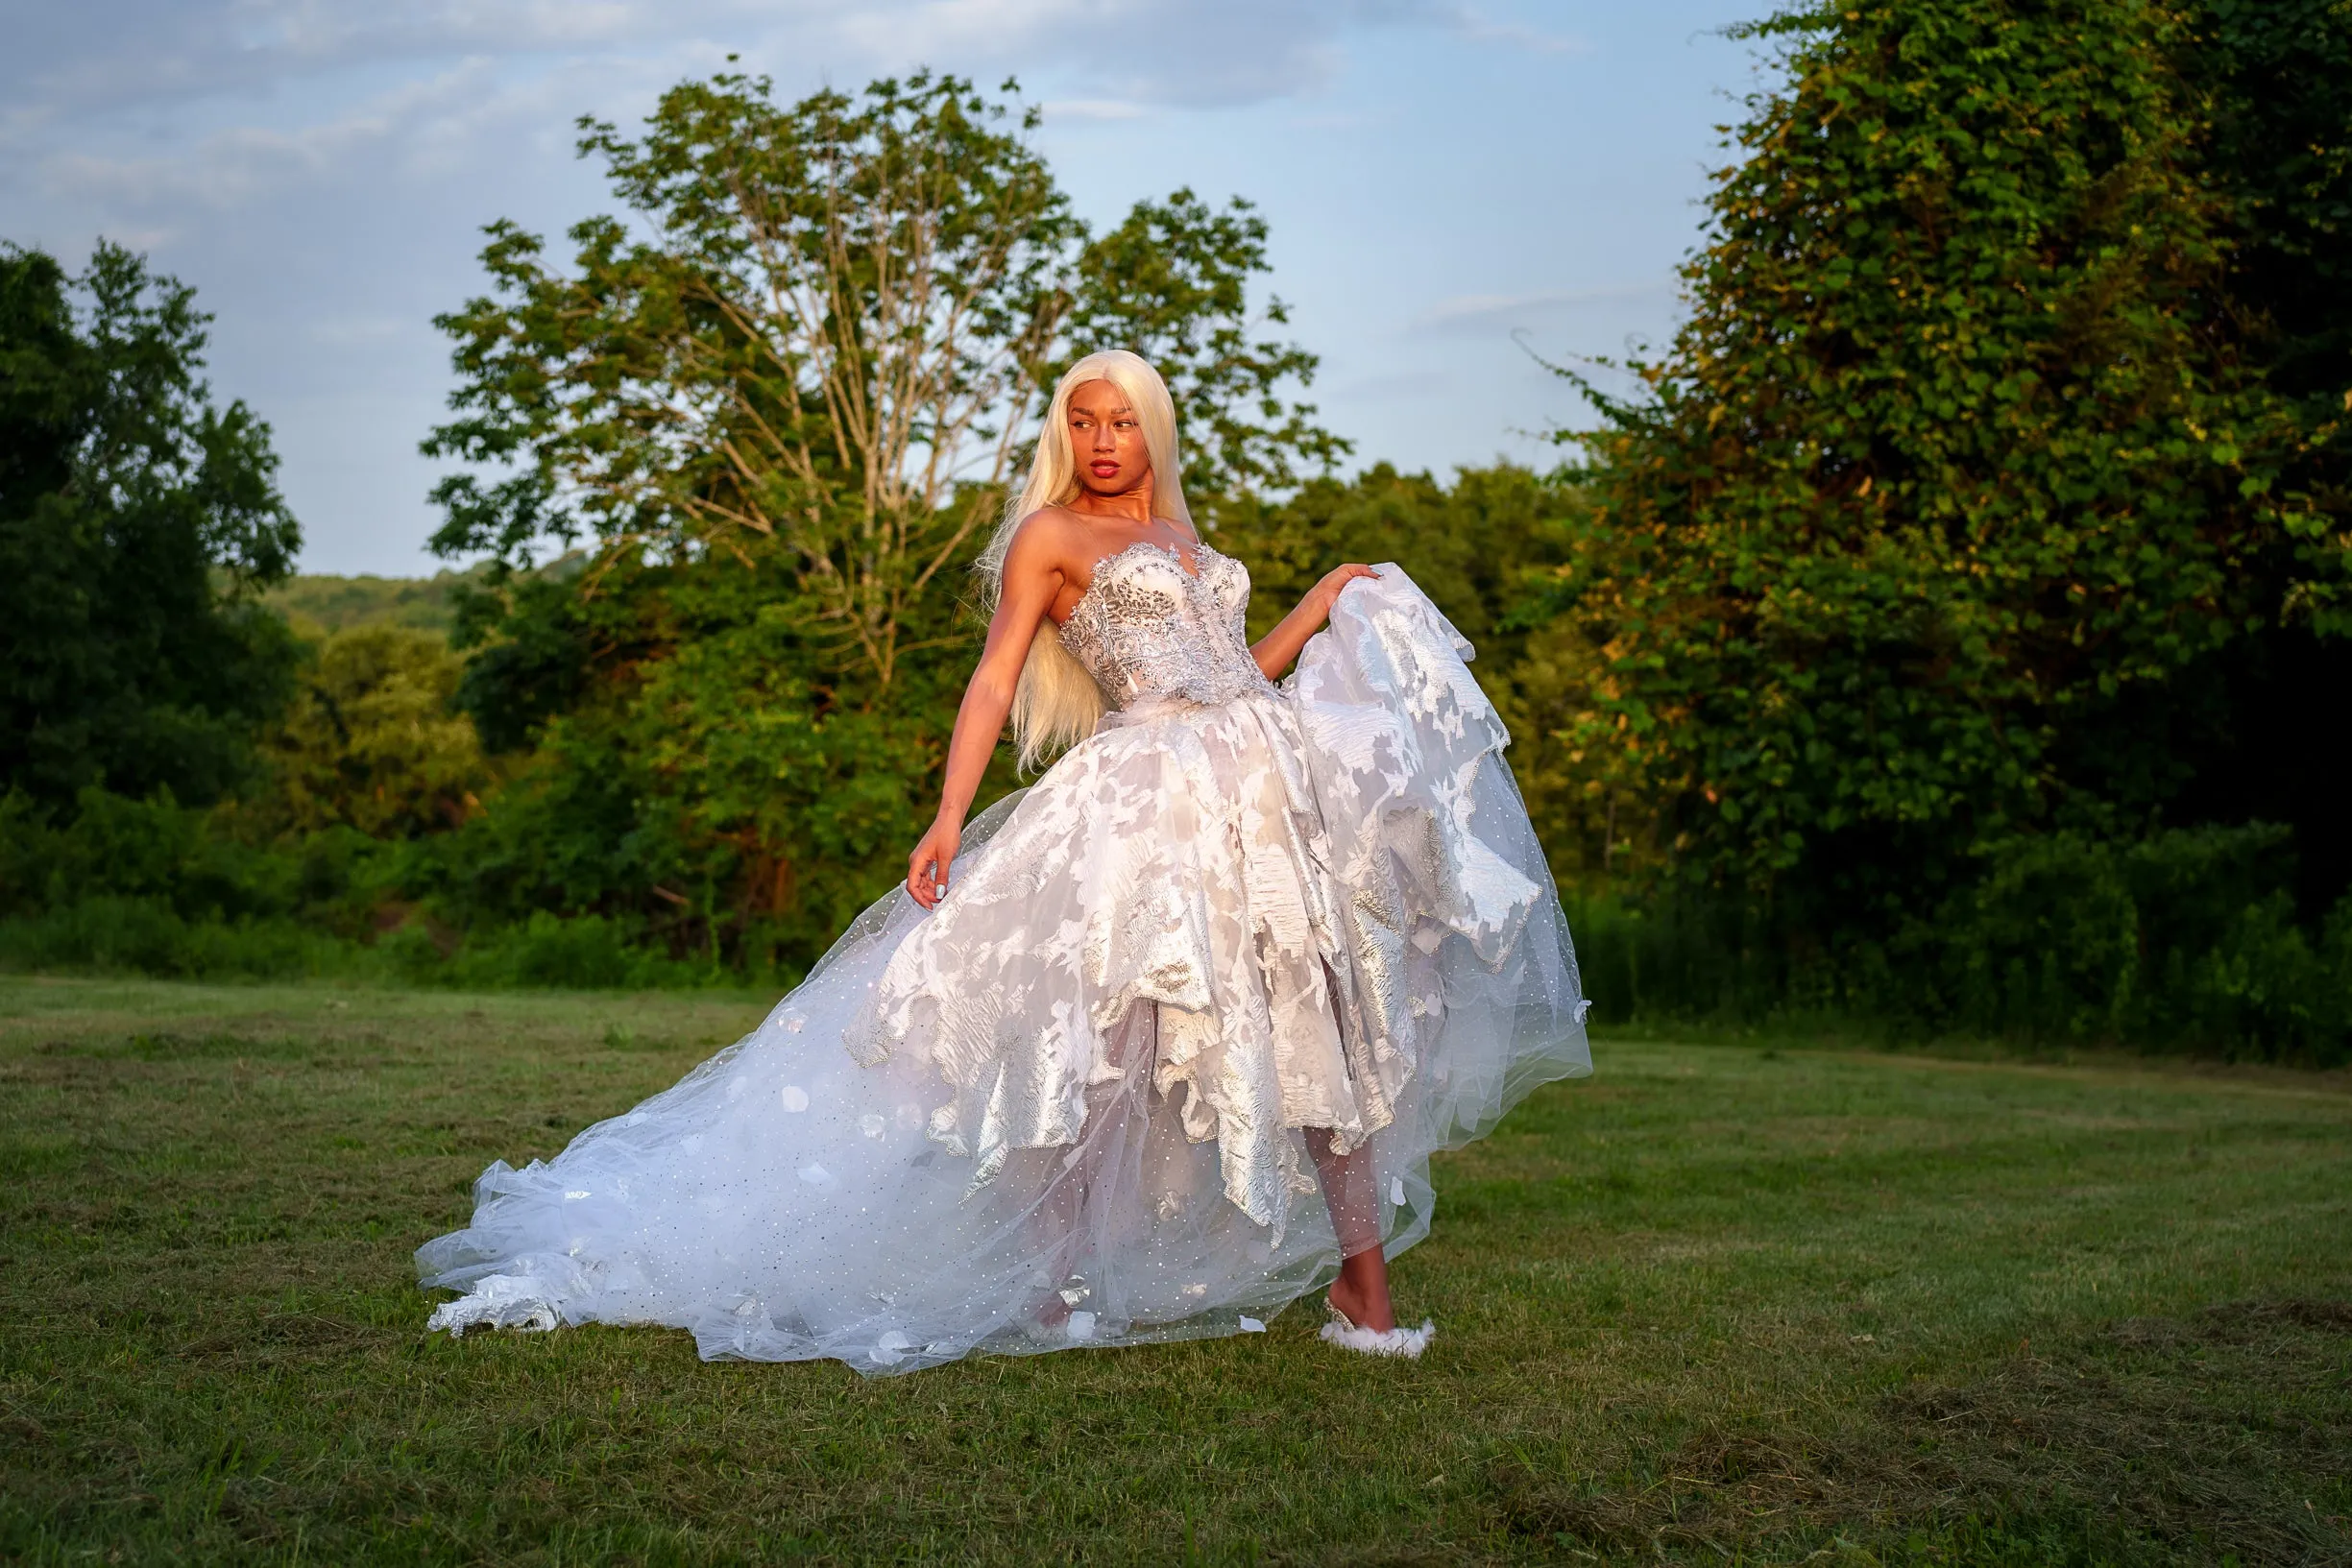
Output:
[905, 519, 1066, 909]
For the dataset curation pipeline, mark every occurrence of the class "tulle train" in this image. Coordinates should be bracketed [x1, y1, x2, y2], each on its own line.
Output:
[416, 568, 1590, 1374]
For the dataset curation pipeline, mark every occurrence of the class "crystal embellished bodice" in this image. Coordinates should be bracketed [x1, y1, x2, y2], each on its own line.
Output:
[1057, 541, 1273, 711]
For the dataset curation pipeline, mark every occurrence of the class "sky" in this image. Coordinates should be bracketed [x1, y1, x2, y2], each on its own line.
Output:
[1, 0, 1765, 576]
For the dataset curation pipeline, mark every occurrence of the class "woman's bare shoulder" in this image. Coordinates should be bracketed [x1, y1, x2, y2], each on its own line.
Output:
[1006, 510, 1086, 557]
[1002, 507, 1088, 574]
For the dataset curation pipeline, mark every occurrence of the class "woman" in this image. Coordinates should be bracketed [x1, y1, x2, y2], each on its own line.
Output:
[419, 350, 1590, 1373]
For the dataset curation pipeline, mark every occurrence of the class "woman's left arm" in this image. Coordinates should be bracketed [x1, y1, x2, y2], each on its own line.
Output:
[1249, 563, 1380, 681]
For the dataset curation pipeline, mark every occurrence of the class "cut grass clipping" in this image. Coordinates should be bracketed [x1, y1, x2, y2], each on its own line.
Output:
[1, 977, 2346, 1565]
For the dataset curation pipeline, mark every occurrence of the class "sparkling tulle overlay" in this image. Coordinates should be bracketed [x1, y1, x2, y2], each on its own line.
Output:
[417, 560, 1591, 1374]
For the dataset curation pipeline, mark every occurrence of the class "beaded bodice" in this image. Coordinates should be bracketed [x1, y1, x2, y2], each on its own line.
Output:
[1058, 541, 1274, 711]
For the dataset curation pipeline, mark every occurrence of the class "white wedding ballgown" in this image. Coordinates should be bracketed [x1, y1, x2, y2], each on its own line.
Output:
[418, 548, 1591, 1373]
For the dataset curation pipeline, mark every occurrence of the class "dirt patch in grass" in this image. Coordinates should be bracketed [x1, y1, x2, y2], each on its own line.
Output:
[1491, 1298, 2352, 1564]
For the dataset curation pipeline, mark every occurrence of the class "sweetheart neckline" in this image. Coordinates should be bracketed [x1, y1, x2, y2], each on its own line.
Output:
[1056, 538, 1220, 629]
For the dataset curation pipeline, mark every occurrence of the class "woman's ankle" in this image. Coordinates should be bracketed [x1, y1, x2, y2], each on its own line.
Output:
[1328, 1255, 1395, 1333]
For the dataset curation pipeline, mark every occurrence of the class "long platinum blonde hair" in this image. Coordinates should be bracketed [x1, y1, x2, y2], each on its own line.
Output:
[976, 350, 1192, 770]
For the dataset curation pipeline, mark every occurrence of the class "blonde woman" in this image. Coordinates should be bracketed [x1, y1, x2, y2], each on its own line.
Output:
[421, 351, 1591, 1372]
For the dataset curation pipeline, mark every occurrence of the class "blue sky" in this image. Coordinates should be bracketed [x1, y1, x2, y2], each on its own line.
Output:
[1, 0, 1763, 575]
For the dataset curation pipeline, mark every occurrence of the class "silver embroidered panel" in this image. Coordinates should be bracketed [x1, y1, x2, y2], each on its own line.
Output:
[1058, 542, 1273, 711]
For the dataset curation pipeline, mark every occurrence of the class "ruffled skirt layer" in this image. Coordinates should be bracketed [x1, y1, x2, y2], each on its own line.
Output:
[416, 570, 1590, 1374]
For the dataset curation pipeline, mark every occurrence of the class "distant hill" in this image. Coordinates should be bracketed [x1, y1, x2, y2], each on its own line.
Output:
[265, 568, 488, 637]
[265, 557, 590, 639]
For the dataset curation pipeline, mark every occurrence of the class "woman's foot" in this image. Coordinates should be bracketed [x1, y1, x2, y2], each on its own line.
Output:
[1026, 1279, 1071, 1334]
[1326, 1248, 1395, 1333]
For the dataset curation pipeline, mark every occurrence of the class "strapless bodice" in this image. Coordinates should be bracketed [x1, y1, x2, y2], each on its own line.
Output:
[1057, 541, 1273, 711]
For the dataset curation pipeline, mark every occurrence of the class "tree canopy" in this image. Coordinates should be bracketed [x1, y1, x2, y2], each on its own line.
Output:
[1541, 0, 2351, 937]
[415, 71, 1346, 967]
[0, 242, 302, 809]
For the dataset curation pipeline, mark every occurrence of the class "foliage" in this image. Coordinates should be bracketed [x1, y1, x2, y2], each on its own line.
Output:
[1540, 0, 2349, 936]
[2157, 0, 2352, 914]
[1933, 824, 2352, 1059]
[0, 242, 303, 808]
[0, 784, 376, 978]
[256, 625, 490, 839]
[1218, 462, 1561, 655]
[2189, 0, 2352, 499]
[0, 787, 327, 927]
[263, 566, 498, 636]
[418, 71, 1343, 970]
[1568, 823, 2352, 1065]
[0, 785, 754, 987]
[0, 893, 356, 981]
[425, 71, 1082, 688]
[406, 570, 961, 970]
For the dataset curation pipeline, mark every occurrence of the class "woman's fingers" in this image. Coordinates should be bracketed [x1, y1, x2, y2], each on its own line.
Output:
[908, 837, 955, 909]
[1319, 563, 1379, 612]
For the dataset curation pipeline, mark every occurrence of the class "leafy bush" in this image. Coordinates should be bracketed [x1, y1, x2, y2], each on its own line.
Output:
[5, 787, 301, 922]
[259, 624, 490, 838]
[1937, 834, 2146, 1045]
[439, 911, 730, 991]
[1580, 823, 2351, 1064]
[0, 896, 366, 980]
[1534, 0, 2351, 957]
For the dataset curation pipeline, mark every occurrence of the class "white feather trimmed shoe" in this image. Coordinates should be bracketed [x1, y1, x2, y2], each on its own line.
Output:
[424, 1273, 560, 1337]
[1319, 1310, 1436, 1359]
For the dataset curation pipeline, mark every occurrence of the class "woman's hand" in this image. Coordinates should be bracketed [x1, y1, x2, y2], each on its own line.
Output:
[1249, 563, 1381, 682]
[1310, 563, 1380, 615]
[907, 816, 961, 910]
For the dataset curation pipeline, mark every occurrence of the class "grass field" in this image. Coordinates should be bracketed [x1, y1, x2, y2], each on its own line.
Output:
[1, 977, 2346, 1565]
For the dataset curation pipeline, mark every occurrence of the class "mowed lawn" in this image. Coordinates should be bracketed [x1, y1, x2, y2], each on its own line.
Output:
[1, 977, 2346, 1566]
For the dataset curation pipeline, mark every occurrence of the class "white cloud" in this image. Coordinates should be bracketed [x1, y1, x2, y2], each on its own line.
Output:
[3, 0, 1456, 126]
[1043, 99, 1153, 122]
[1415, 281, 1673, 336]
[0, 0, 1747, 573]
[1443, 4, 1589, 55]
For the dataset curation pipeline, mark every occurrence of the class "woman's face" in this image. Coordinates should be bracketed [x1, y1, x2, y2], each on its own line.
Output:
[1065, 380, 1151, 499]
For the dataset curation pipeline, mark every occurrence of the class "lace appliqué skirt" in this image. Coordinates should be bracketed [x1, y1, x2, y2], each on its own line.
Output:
[415, 569, 1591, 1374]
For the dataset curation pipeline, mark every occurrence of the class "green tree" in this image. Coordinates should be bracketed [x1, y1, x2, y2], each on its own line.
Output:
[260, 625, 490, 838]
[2162, 0, 2352, 914]
[0, 242, 302, 808]
[1540, 0, 2345, 937]
[420, 71, 1343, 966]
[427, 71, 1085, 688]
